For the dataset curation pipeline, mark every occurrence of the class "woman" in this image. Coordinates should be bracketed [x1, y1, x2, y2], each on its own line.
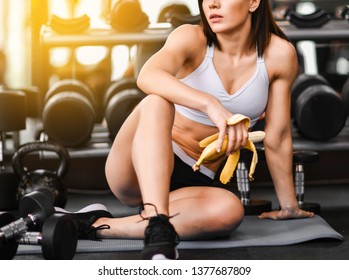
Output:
[68, 0, 314, 260]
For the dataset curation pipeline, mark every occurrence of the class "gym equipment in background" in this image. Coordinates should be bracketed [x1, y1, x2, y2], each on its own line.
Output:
[158, 3, 201, 27]
[284, 6, 331, 28]
[48, 14, 90, 34]
[104, 78, 145, 139]
[342, 76, 349, 114]
[42, 79, 96, 147]
[236, 148, 272, 215]
[0, 189, 77, 260]
[0, 90, 26, 210]
[12, 141, 70, 208]
[0, 86, 41, 119]
[110, 0, 149, 33]
[291, 74, 347, 141]
[293, 150, 321, 214]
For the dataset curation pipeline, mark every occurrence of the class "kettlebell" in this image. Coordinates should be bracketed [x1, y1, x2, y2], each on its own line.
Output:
[12, 141, 70, 208]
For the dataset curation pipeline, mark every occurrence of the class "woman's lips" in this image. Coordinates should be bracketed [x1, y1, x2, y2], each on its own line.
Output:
[209, 14, 223, 22]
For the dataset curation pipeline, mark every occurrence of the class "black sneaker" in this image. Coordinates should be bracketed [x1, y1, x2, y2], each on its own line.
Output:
[54, 203, 113, 240]
[141, 214, 180, 260]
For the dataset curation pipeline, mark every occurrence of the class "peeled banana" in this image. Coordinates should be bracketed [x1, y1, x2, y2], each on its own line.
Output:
[192, 114, 266, 184]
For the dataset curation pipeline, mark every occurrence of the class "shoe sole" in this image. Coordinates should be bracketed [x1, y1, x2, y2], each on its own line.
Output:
[54, 203, 109, 213]
[149, 248, 179, 260]
[143, 248, 179, 260]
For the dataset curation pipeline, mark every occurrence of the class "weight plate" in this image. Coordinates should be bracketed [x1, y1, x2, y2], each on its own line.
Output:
[41, 213, 77, 260]
[45, 79, 96, 106]
[295, 85, 347, 141]
[19, 190, 55, 230]
[299, 202, 321, 215]
[105, 88, 145, 139]
[103, 78, 137, 109]
[243, 200, 272, 216]
[43, 92, 96, 147]
[293, 151, 319, 164]
[291, 74, 329, 118]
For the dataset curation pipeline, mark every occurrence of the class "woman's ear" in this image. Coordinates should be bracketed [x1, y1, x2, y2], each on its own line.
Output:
[249, 0, 261, 12]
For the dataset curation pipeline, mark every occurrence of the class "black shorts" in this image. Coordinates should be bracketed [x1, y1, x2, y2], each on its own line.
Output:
[170, 154, 233, 192]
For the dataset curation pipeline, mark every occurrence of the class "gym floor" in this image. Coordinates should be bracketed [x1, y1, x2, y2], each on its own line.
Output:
[64, 184, 349, 261]
[12, 183, 349, 260]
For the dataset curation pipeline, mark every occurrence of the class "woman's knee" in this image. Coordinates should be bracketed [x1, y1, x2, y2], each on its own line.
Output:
[206, 191, 244, 236]
[109, 184, 143, 207]
[139, 94, 175, 116]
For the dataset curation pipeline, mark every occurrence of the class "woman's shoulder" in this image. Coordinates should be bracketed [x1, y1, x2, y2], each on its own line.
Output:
[264, 34, 299, 76]
[171, 24, 204, 37]
[266, 34, 297, 61]
[166, 24, 206, 49]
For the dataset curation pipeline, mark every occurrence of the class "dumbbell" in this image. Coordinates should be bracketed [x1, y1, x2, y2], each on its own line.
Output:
[0, 212, 77, 260]
[291, 74, 347, 141]
[158, 3, 191, 23]
[104, 78, 145, 139]
[0, 189, 77, 259]
[293, 150, 320, 214]
[0, 86, 41, 119]
[158, 3, 201, 27]
[42, 79, 96, 147]
[110, 0, 149, 33]
[236, 147, 272, 215]
[284, 6, 331, 28]
[49, 14, 90, 34]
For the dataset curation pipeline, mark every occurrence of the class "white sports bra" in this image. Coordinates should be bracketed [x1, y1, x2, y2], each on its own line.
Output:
[175, 45, 269, 128]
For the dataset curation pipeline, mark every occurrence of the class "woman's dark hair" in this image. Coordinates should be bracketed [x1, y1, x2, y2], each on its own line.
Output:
[198, 0, 288, 57]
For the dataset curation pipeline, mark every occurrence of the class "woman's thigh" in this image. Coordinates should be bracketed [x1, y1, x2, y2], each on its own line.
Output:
[105, 103, 141, 203]
[105, 94, 175, 206]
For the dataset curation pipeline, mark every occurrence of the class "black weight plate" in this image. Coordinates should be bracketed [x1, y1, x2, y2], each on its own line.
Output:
[299, 202, 321, 215]
[243, 200, 272, 216]
[169, 14, 201, 27]
[103, 78, 138, 110]
[0, 90, 26, 132]
[158, 3, 191, 22]
[295, 85, 347, 141]
[43, 92, 96, 147]
[0, 212, 19, 259]
[17, 87, 42, 118]
[45, 79, 96, 107]
[19, 190, 55, 230]
[293, 151, 319, 164]
[41, 213, 77, 260]
[105, 88, 145, 139]
[291, 74, 329, 118]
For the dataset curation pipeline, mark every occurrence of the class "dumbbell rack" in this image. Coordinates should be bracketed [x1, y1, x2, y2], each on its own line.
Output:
[37, 25, 171, 95]
[35, 19, 349, 95]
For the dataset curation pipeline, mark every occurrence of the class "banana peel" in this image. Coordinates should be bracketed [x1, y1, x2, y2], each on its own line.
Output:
[192, 114, 265, 184]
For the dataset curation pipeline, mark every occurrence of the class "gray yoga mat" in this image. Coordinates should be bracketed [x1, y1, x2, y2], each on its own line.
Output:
[17, 215, 343, 255]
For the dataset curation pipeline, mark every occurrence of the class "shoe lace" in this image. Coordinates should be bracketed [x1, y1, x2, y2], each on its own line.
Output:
[78, 216, 111, 240]
[145, 216, 180, 245]
[139, 203, 180, 245]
